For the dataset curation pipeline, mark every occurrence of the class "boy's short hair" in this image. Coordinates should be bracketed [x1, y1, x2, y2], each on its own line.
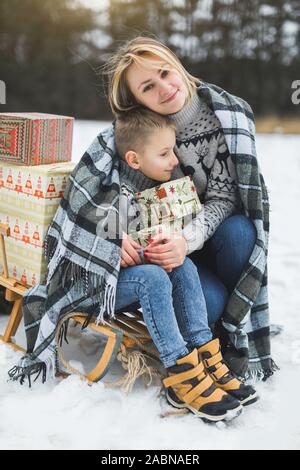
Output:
[114, 107, 176, 160]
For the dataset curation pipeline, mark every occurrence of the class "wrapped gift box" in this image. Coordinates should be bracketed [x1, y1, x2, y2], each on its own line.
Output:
[129, 175, 202, 247]
[0, 161, 75, 286]
[0, 112, 74, 165]
[134, 175, 201, 228]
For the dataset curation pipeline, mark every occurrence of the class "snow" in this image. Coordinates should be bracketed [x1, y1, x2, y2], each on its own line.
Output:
[1, 121, 300, 450]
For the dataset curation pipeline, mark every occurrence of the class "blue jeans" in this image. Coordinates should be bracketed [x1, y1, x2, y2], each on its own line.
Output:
[188, 215, 257, 324]
[115, 257, 212, 368]
[115, 214, 256, 368]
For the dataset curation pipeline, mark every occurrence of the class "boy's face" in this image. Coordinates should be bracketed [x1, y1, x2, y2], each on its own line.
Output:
[125, 127, 179, 182]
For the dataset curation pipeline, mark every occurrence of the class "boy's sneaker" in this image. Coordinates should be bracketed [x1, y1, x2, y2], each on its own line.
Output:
[163, 348, 242, 422]
[197, 339, 258, 406]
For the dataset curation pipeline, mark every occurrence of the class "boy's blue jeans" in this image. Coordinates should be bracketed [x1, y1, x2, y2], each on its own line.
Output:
[115, 215, 256, 368]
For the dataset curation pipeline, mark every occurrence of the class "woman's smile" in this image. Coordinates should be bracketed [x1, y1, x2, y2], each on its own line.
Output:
[162, 90, 178, 104]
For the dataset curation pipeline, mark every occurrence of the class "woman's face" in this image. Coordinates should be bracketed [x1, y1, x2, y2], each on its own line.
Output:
[126, 56, 188, 115]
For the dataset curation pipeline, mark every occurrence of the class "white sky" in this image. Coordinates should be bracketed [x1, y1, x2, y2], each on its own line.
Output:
[77, 0, 109, 10]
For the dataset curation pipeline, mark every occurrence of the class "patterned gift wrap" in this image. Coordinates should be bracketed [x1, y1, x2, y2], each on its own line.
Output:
[0, 161, 75, 286]
[130, 175, 202, 247]
[0, 112, 74, 165]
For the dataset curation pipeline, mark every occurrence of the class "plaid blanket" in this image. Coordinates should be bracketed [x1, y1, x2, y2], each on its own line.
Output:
[199, 82, 277, 379]
[8, 82, 277, 385]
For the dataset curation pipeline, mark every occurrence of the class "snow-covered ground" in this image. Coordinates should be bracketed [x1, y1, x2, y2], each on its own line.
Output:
[0, 120, 299, 450]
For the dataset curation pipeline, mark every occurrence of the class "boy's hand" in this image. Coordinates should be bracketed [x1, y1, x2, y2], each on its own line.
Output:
[144, 233, 188, 272]
[121, 233, 143, 268]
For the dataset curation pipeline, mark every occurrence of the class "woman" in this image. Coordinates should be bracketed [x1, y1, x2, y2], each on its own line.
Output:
[103, 35, 275, 380]
[9, 36, 276, 397]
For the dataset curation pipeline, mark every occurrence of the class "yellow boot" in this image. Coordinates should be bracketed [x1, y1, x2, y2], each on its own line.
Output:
[197, 339, 258, 406]
[163, 348, 242, 422]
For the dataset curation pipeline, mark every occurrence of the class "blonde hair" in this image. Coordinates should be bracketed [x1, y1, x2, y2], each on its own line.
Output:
[115, 106, 176, 160]
[101, 35, 200, 116]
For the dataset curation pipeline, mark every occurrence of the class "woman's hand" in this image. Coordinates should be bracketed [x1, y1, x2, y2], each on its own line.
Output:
[144, 233, 188, 273]
[121, 233, 143, 268]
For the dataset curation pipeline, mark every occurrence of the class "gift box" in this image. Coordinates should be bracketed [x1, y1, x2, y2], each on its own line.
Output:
[129, 175, 202, 247]
[0, 112, 74, 165]
[0, 161, 75, 286]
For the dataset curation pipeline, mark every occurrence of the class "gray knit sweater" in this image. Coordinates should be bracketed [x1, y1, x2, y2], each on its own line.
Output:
[169, 91, 239, 254]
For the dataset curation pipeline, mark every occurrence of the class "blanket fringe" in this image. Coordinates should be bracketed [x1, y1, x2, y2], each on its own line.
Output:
[57, 319, 70, 346]
[95, 282, 116, 325]
[47, 253, 118, 329]
[8, 350, 57, 387]
[247, 359, 279, 382]
[8, 359, 47, 387]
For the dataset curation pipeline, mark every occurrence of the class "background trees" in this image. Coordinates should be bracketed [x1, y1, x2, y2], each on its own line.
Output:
[1, 0, 299, 119]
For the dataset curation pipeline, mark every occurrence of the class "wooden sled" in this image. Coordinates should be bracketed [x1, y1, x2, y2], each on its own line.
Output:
[0, 222, 160, 386]
[0, 223, 26, 353]
[56, 309, 160, 386]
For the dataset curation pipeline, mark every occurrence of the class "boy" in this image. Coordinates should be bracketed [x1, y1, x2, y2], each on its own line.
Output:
[114, 107, 203, 262]
[112, 107, 257, 422]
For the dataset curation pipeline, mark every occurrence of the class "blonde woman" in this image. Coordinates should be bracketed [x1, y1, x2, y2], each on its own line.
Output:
[102, 35, 274, 380]
[9, 36, 275, 419]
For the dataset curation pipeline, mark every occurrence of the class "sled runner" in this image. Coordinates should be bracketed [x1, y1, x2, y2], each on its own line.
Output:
[56, 309, 161, 389]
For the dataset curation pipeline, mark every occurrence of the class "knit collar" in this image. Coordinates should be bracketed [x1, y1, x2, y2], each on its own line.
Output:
[168, 87, 206, 131]
[118, 159, 159, 192]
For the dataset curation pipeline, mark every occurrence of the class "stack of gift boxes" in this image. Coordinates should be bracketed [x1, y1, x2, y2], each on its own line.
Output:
[0, 112, 76, 287]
